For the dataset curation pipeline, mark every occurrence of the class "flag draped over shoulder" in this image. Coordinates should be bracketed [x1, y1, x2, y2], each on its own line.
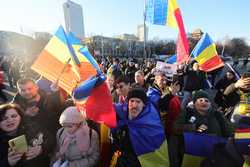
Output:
[191, 33, 224, 72]
[115, 102, 169, 167]
[145, 0, 189, 64]
[31, 26, 80, 94]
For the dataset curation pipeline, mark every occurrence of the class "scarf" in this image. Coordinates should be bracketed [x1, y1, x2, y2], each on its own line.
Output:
[59, 125, 90, 155]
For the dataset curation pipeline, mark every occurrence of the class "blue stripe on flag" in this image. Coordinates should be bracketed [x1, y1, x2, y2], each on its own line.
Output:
[166, 54, 177, 64]
[191, 33, 214, 58]
[67, 31, 81, 45]
[145, 0, 168, 25]
[235, 139, 250, 154]
[79, 47, 101, 73]
[184, 132, 226, 157]
[55, 26, 80, 65]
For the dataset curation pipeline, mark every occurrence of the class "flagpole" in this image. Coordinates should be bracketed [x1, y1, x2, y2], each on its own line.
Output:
[143, 0, 147, 59]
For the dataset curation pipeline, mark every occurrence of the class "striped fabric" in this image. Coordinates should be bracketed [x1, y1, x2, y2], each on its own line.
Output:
[145, 0, 189, 64]
[191, 33, 224, 72]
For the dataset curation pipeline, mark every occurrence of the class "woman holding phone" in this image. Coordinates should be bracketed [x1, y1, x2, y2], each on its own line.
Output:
[0, 103, 55, 167]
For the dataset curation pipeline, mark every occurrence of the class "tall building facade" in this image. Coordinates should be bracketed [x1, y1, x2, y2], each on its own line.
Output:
[137, 24, 148, 42]
[63, 0, 85, 39]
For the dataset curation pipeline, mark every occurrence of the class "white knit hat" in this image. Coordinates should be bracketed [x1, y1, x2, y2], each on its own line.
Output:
[59, 106, 85, 125]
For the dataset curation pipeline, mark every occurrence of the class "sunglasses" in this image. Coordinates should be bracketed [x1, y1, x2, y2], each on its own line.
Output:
[197, 98, 210, 103]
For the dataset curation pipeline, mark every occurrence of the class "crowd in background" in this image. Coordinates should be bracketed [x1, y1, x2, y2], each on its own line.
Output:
[0, 55, 250, 167]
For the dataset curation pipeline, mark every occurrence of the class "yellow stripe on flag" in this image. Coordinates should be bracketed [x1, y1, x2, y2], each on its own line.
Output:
[31, 50, 80, 94]
[45, 36, 72, 63]
[243, 161, 250, 167]
[181, 154, 204, 167]
[235, 132, 250, 139]
[195, 43, 217, 65]
[72, 44, 89, 62]
[167, 0, 178, 28]
[138, 140, 169, 167]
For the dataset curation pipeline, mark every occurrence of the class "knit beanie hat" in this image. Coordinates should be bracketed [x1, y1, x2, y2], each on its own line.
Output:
[192, 90, 211, 103]
[127, 88, 147, 104]
[59, 106, 85, 125]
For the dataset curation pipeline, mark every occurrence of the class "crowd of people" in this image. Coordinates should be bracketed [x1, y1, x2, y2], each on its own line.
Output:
[0, 55, 250, 167]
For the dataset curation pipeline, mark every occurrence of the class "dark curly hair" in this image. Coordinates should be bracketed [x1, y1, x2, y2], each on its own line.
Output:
[0, 103, 24, 122]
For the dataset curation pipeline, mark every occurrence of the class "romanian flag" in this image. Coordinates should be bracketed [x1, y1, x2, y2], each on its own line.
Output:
[68, 33, 116, 128]
[67, 32, 97, 81]
[114, 102, 169, 167]
[182, 132, 226, 167]
[31, 26, 80, 94]
[145, 0, 189, 64]
[191, 33, 224, 72]
[234, 128, 250, 154]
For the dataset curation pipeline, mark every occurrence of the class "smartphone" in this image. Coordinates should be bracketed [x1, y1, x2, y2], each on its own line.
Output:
[8, 135, 28, 153]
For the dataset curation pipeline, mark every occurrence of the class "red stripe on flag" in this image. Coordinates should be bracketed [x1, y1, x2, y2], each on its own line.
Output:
[85, 82, 117, 128]
[174, 8, 189, 54]
[235, 128, 250, 133]
[199, 55, 224, 72]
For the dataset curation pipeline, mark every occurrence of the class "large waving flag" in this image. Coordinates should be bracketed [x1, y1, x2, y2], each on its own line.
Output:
[191, 33, 224, 72]
[115, 102, 169, 167]
[31, 26, 116, 127]
[145, 0, 189, 64]
[31, 26, 81, 94]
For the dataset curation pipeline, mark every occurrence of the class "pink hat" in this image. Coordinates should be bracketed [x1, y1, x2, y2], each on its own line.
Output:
[59, 106, 85, 125]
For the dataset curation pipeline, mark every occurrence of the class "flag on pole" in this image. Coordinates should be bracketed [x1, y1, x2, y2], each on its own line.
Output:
[32, 27, 116, 127]
[31, 26, 80, 94]
[145, 0, 189, 64]
[191, 33, 224, 72]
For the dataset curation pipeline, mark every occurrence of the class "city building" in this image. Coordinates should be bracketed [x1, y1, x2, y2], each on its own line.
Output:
[137, 24, 148, 42]
[115, 34, 138, 41]
[63, 0, 85, 39]
[84, 35, 144, 58]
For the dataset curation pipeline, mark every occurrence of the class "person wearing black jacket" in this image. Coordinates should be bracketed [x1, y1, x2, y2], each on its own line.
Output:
[0, 103, 55, 167]
[182, 61, 207, 108]
[12, 78, 65, 135]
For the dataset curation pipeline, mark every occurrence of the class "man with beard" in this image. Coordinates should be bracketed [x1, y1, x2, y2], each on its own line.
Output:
[12, 78, 65, 135]
[110, 88, 169, 166]
[223, 72, 250, 123]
